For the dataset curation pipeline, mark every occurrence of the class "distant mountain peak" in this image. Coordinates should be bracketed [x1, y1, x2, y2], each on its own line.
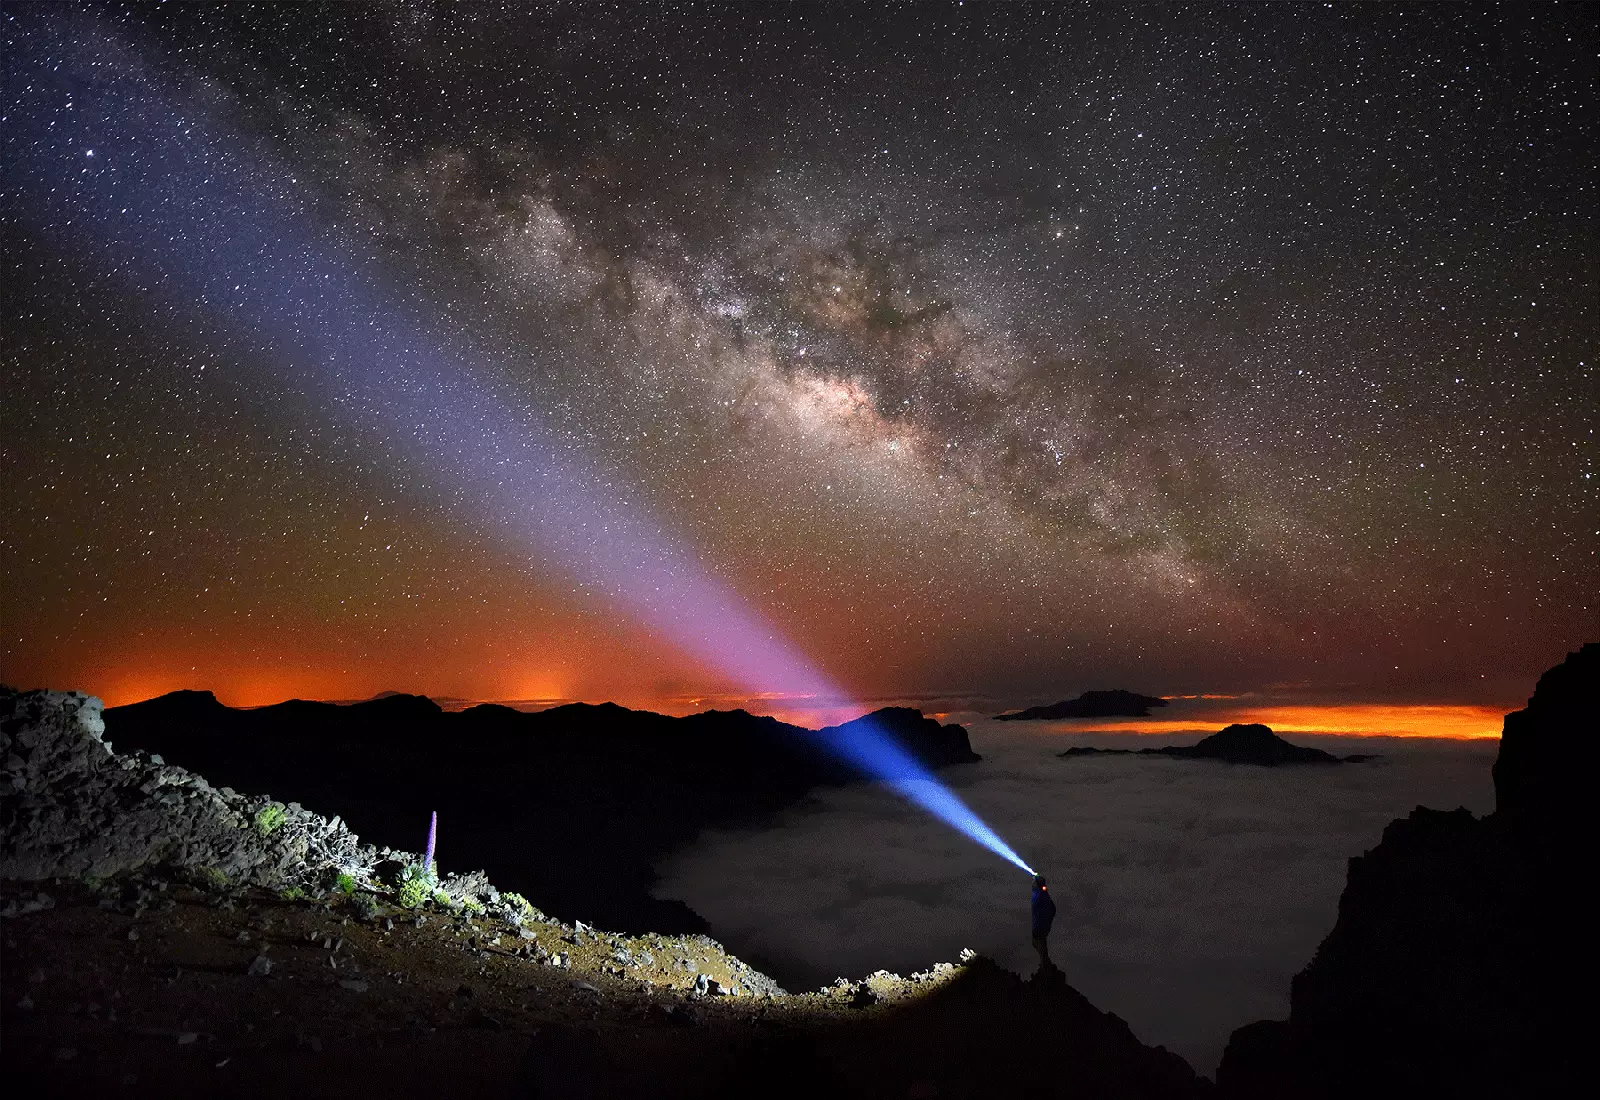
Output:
[1059, 723, 1373, 766]
[995, 689, 1168, 721]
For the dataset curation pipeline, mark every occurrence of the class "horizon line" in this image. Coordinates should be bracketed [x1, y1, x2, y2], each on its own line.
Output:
[88, 686, 1512, 740]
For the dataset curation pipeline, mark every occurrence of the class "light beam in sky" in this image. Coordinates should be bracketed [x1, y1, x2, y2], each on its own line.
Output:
[4, 19, 1035, 876]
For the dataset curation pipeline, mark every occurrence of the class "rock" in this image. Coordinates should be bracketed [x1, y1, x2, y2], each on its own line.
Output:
[0, 689, 381, 891]
[996, 689, 1170, 721]
[246, 955, 272, 977]
[0, 891, 55, 918]
[850, 984, 883, 1008]
[660, 1003, 699, 1027]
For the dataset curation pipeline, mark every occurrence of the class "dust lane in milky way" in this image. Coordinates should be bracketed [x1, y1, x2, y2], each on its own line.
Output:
[2, 4, 1594, 717]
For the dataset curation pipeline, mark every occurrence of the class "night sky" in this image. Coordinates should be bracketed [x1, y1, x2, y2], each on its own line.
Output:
[3, 3, 1594, 720]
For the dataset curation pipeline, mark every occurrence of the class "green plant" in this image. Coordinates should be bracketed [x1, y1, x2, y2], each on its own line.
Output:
[397, 862, 437, 910]
[433, 890, 452, 908]
[335, 873, 357, 895]
[349, 891, 381, 920]
[255, 803, 287, 835]
[280, 886, 308, 902]
[501, 892, 544, 920]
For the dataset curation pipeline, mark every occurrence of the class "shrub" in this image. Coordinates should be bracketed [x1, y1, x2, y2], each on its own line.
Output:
[335, 872, 357, 895]
[255, 803, 287, 835]
[280, 886, 308, 902]
[397, 862, 437, 910]
[349, 891, 381, 920]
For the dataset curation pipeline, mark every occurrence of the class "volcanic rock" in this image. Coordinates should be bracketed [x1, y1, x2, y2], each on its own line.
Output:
[0, 689, 373, 888]
[995, 689, 1169, 721]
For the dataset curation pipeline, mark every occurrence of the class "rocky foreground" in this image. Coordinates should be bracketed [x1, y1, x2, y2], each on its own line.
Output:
[1, 688, 1208, 1098]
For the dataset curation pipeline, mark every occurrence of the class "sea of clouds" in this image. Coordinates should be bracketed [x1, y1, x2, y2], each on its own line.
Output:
[655, 722, 1498, 1076]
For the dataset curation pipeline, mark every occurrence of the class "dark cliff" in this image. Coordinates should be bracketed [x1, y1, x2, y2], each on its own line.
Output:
[1218, 643, 1595, 1098]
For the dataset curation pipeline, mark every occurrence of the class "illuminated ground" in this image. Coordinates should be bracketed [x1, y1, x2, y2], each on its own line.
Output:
[2, 881, 1205, 1099]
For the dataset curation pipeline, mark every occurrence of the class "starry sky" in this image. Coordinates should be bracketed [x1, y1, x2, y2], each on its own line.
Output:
[3, 3, 1595, 721]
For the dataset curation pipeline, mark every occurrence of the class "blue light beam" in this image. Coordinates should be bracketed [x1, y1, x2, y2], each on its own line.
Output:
[4, 19, 1035, 877]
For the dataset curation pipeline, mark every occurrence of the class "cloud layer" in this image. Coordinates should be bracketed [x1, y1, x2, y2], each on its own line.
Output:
[655, 723, 1497, 1074]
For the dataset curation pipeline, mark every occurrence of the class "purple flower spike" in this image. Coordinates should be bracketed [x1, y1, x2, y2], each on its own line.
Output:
[425, 810, 437, 876]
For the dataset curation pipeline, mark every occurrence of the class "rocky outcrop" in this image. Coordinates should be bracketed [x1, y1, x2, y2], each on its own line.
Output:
[1217, 643, 1595, 1098]
[0, 688, 483, 906]
[996, 689, 1168, 721]
[1060, 724, 1372, 766]
[1492, 641, 1591, 851]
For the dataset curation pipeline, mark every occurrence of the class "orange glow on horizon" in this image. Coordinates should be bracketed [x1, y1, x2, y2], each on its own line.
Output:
[1033, 703, 1506, 740]
[78, 663, 1508, 740]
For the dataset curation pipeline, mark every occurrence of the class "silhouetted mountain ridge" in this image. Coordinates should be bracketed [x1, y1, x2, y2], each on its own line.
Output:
[1059, 723, 1375, 766]
[995, 689, 1168, 721]
[102, 692, 979, 962]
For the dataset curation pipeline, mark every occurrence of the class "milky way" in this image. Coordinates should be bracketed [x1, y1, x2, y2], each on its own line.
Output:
[3, 4, 1594, 711]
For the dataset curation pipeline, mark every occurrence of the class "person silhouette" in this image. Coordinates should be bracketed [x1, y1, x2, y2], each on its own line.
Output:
[1031, 874, 1057, 965]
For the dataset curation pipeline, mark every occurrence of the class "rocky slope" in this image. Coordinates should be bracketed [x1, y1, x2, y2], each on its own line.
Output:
[1060, 724, 1374, 765]
[1, 687, 1210, 1098]
[98, 691, 978, 955]
[1216, 643, 1594, 1098]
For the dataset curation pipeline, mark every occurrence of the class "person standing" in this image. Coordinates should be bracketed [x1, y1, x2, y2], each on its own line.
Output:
[1031, 874, 1057, 964]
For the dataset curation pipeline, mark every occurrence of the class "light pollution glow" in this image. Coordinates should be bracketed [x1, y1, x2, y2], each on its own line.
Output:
[91, 660, 1506, 742]
[1028, 704, 1507, 741]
